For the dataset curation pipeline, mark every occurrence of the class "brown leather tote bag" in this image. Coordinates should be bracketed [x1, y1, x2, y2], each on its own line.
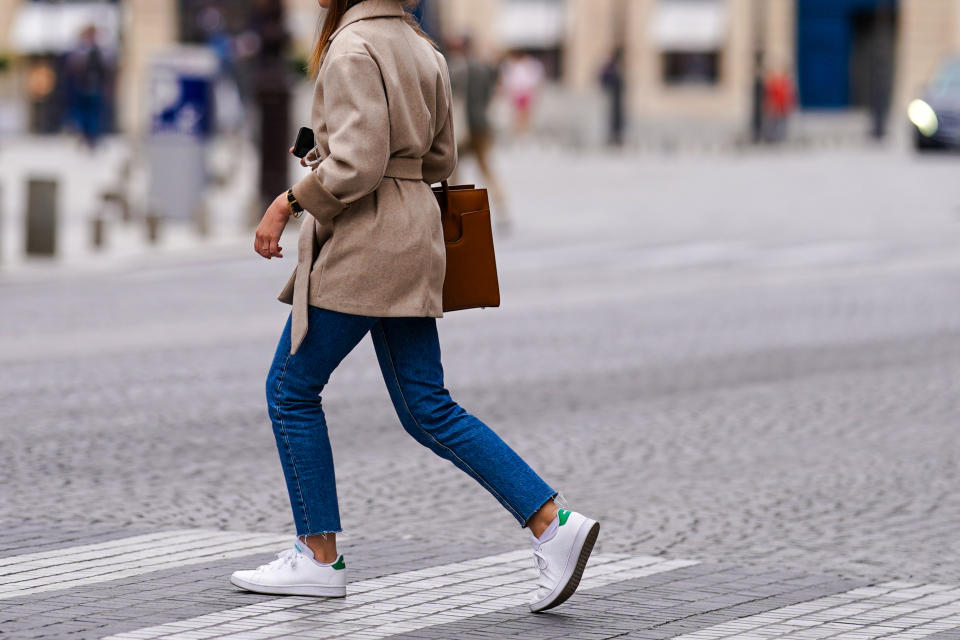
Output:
[432, 181, 501, 312]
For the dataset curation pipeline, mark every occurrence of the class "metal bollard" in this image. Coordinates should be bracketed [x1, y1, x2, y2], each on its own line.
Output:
[91, 216, 105, 249]
[195, 201, 209, 238]
[145, 213, 162, 244]
[0, 182, 4, 264]
[25, 177, 57, 256]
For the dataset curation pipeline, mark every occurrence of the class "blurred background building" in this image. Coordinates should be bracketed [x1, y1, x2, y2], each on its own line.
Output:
[0, 0, 957, 142]
[1, 0, 960, 266]
[440, 0, 960, 146]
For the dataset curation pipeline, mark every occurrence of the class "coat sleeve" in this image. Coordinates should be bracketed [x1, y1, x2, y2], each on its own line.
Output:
[291, 52, 391, 226]
[422, 53, 458, 185]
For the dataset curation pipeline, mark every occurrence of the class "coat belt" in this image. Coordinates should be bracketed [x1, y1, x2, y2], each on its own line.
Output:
[290, 213, 315, 355]
[383, 156, 423, 180]
[288, 155, 425, 355]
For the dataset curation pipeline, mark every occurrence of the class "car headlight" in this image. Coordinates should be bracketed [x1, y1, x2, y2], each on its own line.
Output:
[908, 99, 939, 137]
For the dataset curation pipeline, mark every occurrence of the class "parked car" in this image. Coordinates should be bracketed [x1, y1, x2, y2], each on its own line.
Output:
[909, 56, 960, 150]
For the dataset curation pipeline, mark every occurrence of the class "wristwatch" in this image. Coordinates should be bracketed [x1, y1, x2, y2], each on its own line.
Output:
[286, 188, 304, 218]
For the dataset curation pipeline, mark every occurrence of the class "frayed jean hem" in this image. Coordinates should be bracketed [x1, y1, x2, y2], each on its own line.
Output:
[297, 530, 342, 542]
[519, 489, 568, 529]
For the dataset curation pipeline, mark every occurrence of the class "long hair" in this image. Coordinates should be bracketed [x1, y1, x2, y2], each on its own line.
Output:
[308, 0, 435, 77]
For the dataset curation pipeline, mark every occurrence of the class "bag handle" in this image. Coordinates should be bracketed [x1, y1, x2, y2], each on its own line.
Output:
[437, 180, 451, 213]
[436, 180, 464, 242]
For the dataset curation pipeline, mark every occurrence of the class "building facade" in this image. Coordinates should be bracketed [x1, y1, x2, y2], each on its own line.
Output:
[438, 0, 960, 143]
[0, 0, 958, 139]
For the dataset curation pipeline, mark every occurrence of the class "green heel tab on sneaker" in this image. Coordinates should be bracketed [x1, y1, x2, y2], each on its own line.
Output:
[557, 509, 571, 526]
[331, 555, 346, 570]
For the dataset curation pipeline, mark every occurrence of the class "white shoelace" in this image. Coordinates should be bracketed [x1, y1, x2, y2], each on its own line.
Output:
[530, 540, 551, 589]
[256, 547, 300, 573]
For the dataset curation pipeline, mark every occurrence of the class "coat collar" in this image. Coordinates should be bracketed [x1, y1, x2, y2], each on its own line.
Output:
[328, 0, 406, 41]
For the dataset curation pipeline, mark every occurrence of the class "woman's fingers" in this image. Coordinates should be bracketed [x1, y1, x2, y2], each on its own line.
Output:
[255, 194, 293, 260]
[255, 232, 284, 259]
[255, 233, 272, 259]
[291, 145, 308, 166]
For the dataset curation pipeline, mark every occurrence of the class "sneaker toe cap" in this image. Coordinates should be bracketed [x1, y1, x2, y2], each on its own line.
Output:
[231, 570, 255, 583]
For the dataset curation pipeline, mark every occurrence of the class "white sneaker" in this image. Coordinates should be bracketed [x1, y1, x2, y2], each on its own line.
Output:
[528, 509, 600, 612]
[230, 539, 347, 597]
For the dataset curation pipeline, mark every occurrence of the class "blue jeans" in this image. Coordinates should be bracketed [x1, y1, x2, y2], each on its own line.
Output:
[266, 306, 559, 536]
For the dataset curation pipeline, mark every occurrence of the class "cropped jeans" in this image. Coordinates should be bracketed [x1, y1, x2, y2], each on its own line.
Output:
[266, 306, 560, 537]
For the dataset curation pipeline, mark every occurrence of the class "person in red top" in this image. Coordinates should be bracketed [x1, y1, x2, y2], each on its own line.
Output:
[764, 69, 796, 143]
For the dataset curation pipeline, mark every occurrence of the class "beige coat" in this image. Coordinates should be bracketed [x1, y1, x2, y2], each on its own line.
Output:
[280, 0, 457, 354]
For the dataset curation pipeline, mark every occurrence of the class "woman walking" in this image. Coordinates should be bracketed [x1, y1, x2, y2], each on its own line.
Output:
[230, 0, 599, 613]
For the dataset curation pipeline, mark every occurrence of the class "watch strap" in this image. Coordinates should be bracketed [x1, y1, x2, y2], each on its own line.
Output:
[286, 188, 304, 218]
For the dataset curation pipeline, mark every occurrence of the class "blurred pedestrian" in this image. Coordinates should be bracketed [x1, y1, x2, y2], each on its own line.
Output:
[600, 47, 626, 147]
[750, 51, 764, 144]
[868, 3, 896, 140]
[763, 68, 795, 144]
[25, 61, 58, 132]
[62, 25, 115, 149]
[447, 34, 510, 231]
[501, 50, 544, 137]
[233, 0, 599, 614]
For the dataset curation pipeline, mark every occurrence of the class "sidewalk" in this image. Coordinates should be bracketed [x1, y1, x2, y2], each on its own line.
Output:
[0, 133, 262, 274]
[508, 84, 901, 152]
[4, 141, 960, 280]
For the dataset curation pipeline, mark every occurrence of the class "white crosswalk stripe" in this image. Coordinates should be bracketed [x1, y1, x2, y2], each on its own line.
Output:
[104, 550, 699, 640]
[671, 581, 960, 640]
[0, 529, 291, 600]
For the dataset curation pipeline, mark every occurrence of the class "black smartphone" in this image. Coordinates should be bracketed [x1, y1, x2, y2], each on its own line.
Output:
[292, 127, 315, 158]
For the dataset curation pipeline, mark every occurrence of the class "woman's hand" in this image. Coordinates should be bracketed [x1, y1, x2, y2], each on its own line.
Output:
[254, 193, 293, 259]
[289, 146, 308, 168]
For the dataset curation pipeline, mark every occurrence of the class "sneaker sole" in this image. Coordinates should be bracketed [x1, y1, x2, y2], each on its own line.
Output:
[530, 518, 600, 613]
[230, 574, 346, 598]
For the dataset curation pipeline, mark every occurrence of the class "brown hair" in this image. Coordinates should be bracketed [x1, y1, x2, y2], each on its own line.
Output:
[308, 0, 435, 77]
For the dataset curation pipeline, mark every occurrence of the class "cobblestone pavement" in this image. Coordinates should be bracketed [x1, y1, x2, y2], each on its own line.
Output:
[3, 148, 960, 638]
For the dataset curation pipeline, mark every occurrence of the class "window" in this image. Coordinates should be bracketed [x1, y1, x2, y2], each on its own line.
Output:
[662, 51, 720, 85]
[653, 0, 726, 86]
